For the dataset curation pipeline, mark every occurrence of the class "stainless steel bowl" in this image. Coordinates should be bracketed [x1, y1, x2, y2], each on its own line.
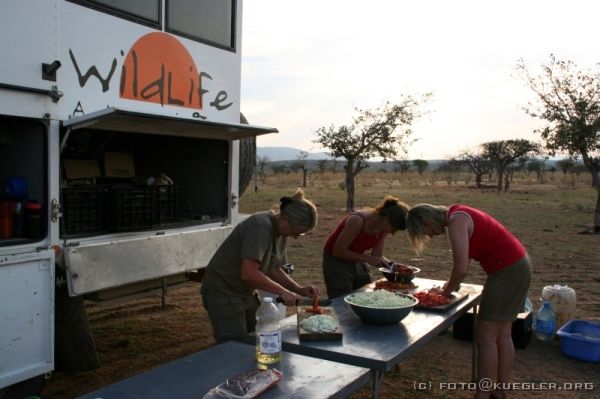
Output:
[379, 265, 420, 283]
[344, 292, 418, 325]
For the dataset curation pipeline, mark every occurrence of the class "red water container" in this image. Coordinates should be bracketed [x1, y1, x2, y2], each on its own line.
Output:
[24, 201, 43, 239]
[0, 199, 16, 238]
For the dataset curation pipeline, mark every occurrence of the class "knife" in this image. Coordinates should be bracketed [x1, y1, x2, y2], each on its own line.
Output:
[276, 297, 332, 307]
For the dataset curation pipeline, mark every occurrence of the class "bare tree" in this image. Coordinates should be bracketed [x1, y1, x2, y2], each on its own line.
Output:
[314, 97, 430, 211]
[518, 55, 600, 232]
[256, 156, 270, 183]
[291, 150, 309, 187]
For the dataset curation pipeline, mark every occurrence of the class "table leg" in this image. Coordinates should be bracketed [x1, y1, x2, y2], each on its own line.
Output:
[471, 304, 478, 382]
[370, 370, 384, 398]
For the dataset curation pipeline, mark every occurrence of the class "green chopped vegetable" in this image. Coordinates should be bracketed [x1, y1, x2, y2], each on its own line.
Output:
[347, 291, 414, 308]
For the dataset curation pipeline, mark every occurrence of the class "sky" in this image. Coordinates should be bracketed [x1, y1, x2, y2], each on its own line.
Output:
[240, 0, 599, 160]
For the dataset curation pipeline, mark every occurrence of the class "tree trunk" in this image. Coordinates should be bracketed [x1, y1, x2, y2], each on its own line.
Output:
[497, 169, 504, 192]
[344, 161, 355, 212]
[504, 172, 511, 192]
[475, 173, 482, 188]
[302, 169, 307, 187]
[595, 188, 600, 233]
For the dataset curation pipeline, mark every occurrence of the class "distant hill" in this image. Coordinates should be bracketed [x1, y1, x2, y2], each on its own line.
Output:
[257, 147, 334, 162]
[257, 147, 575, 171]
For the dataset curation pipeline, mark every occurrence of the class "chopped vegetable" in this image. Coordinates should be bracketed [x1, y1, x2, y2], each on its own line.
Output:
[346, 291, 415, 308]
[301, 314, 339, 333]
[413, 291, 450, 306]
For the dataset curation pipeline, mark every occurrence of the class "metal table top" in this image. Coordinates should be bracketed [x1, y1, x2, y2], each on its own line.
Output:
[75, 341, 370, 399]
[250, 278, 482, 373]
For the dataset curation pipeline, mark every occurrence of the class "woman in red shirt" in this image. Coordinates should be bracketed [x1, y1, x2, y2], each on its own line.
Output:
[322, 196, 410, 299]
[406, 204, 532, 399]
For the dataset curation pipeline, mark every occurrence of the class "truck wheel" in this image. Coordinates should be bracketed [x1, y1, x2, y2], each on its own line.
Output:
[238, 113, 256, 196]
[54, 283, 100, 372]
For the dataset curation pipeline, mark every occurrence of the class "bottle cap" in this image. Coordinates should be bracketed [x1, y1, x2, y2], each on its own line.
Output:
[25, 201, 42, 210]
[263, 297, 273, 303]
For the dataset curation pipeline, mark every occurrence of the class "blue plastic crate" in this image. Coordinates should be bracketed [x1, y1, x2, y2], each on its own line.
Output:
[556, 320, 600, 362]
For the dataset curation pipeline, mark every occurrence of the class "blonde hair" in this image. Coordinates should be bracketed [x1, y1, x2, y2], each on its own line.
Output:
[280, 189, 318, 230]
[406, 204, 448, 254]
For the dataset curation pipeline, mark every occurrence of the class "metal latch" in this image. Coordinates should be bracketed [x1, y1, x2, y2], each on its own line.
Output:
[231, 192, 238, 208]
[51, 198, 62, 222]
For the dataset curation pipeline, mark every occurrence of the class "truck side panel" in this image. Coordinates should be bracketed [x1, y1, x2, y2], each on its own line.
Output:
[0, 250, 55, 389]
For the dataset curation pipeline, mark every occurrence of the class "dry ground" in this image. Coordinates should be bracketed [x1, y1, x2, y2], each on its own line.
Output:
[42, 172, 600, 398]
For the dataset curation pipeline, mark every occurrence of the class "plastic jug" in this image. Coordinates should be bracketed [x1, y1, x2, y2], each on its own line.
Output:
[541, 284, 576, 330]
[535, 300, 556, 341]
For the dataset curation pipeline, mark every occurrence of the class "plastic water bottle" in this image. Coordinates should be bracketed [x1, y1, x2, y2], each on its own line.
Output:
[255, 297, 281, 364]
[535, 300, 556, 341]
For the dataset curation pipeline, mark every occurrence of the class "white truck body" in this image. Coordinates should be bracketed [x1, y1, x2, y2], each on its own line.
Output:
[0, 0, 274, 389]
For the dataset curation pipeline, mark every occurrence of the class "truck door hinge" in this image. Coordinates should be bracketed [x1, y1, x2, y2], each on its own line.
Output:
[231, 192, 238, 208]
[51, 198, 62, 222]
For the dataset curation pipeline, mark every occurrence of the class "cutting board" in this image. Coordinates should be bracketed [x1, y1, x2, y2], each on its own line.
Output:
[297, 306, 343, 342]
[414, 291, 469, 312]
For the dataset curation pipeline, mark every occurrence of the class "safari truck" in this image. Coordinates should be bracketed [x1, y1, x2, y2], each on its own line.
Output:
[0, 0, 275, 395]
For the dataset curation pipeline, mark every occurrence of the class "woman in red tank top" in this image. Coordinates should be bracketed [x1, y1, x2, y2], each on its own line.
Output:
[406, 203, 531, 399]
[322, 196, 409, 299]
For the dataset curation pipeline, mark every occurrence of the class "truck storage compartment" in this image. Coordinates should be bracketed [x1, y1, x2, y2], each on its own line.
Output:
[0, 116, 47, 245]
[60, 129, 228, 237]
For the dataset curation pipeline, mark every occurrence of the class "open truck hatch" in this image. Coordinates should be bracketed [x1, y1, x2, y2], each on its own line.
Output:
[62, 107, 278, 140]
[59, 108, 277, 296]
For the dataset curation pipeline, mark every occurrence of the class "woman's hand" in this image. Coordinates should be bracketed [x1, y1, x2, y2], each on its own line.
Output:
[431, 283, 452, 297]
[368, 255, 389, 268]
[299, 284, 319, 300]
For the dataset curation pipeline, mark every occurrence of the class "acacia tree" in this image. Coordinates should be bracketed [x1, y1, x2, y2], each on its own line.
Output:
[518, 55, 600, 232]
[453, 149, 493, 188]
[482, 139, 540, 192]
[412, 159, 429, 176]
[556, 158, 576, 174]
[290, 150, 309, 187]
[314, 97, 430, 211]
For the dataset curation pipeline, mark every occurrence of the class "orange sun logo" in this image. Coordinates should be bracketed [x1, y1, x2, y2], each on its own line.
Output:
[120, 32, 202, 110]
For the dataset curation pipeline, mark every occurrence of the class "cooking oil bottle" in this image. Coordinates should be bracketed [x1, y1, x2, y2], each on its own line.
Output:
[255, 297, 281, 364]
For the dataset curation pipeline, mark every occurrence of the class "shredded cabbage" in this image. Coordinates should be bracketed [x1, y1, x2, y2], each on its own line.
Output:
[301, 314, 339, 333]
[347, 291, 414, 308]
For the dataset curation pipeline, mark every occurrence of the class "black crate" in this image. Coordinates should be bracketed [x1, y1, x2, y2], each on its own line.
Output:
[154, 185, 176, 225]
[105, 186, 154, 231]
[61, 185, 106, 234]
[453, 309, 532, 349]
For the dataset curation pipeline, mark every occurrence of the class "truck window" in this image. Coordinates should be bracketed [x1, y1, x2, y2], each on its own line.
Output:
[68, 0, 161, 26]
[166, 0, 235, 51]
[0, 116, 48, 245]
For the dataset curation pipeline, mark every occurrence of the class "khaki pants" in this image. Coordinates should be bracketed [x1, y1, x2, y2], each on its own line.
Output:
[201, 288, 260, 343]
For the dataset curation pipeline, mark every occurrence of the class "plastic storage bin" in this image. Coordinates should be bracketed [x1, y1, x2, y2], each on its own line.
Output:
[557, 319, 600, 362]
[105, 186, 154, 231]
[154, 185, 176, 225]
[61, 185, 106, 234]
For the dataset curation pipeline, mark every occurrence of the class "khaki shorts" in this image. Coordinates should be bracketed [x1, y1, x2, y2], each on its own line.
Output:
[478, 255, 532, 321]
[322, 252, 372, 299]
